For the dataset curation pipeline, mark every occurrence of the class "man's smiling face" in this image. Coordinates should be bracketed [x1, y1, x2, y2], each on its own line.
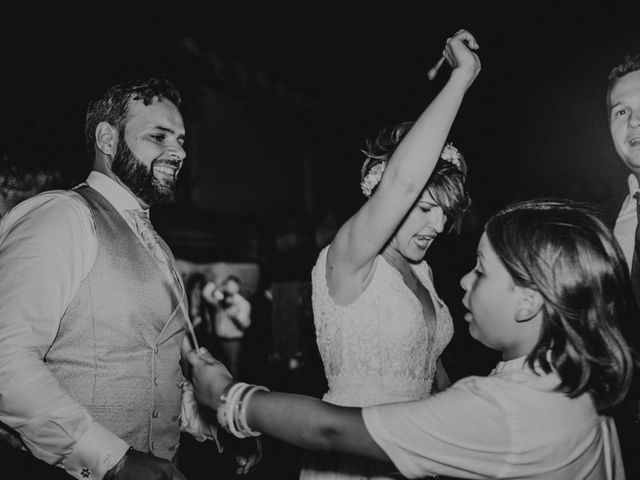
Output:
[112, 96, 186, 207]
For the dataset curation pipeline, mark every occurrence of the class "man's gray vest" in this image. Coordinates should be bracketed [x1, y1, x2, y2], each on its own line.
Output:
[46, 185, 187, 460]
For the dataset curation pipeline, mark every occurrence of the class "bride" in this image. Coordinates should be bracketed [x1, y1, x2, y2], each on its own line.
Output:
[301, 29, 481, 479]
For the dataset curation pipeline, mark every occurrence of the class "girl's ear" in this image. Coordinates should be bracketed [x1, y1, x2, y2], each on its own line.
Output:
[515, 287, 543, 323]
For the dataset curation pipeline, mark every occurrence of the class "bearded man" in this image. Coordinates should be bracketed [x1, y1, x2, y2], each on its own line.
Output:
[0, 78, 255, 480]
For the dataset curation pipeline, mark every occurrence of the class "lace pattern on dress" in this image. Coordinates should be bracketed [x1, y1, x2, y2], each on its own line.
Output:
[311, 246, 454, 407]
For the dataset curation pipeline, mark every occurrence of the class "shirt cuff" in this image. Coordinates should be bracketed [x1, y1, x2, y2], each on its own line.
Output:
[180, 381, 222, 452]
[61, 421, 129, 480]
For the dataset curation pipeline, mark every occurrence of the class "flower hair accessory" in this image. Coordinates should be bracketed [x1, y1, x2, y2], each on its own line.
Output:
[361, 162, 387, 197]
[440, 143, 462, 168]
[360, 142, 463, 198]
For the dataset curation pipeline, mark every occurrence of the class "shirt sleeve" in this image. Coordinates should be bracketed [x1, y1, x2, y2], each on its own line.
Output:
[0, 192, 129, 479]
[362, 376, 512, 479]
[179, 382, 221, 452]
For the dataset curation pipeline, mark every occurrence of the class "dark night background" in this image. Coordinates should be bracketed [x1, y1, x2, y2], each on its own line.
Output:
[1, 2, 638, 478]
[2, 1, 638, 219]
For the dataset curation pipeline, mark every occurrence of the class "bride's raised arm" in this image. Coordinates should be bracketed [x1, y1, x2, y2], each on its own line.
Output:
[327, 30, 480, 288]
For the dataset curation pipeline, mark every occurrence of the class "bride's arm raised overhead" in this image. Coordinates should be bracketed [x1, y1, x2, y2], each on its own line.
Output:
[326, 29, 480, 299]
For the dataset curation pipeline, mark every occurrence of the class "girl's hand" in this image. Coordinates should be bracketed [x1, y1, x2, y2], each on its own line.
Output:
[183, 346, 233, 409]
[443, 29, 481, 89]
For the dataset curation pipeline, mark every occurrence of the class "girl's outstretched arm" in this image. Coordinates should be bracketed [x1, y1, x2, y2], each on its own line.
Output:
[184, 347, 389, 460]
[250, 391, 387, 460]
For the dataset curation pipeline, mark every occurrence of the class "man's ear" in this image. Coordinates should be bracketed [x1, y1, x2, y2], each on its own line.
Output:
[95, 122, 118, 157]
[515, 287, 543, 323]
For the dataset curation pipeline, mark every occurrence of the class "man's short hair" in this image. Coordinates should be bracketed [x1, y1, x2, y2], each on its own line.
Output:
[84, 78, 181, 158]
[223, 275, 242, 286]
[606, 53, 640, 112]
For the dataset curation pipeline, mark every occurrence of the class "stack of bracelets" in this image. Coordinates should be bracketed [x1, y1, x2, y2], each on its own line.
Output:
[217, 382, 269, 438]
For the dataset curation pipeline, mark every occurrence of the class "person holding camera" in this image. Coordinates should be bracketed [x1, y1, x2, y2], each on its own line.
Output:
[204, 276, 252, 378]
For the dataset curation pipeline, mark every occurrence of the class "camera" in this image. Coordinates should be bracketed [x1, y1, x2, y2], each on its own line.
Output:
[220, 292, 234, 308]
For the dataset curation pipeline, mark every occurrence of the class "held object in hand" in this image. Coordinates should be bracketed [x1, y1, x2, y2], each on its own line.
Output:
[427, 57, 446, 80]
[427, 29, 478, 81]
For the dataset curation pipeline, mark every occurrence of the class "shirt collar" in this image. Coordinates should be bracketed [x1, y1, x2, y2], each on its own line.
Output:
[491, 356, 528, 375]
[627, 173, 640, 197]
[86, 171, 146, 213]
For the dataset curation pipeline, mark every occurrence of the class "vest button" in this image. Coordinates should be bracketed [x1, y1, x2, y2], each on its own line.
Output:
[152, 409, 159, 418]
[172, 415, 179, 422]
[154, 346, 159, 354]
[154, 377, 159, 386]
[151, 441, 157, 451]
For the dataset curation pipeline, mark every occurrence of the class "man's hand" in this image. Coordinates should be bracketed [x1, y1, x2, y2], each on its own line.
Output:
[231, 436, 262, 475]
[105, 449, 187, 480]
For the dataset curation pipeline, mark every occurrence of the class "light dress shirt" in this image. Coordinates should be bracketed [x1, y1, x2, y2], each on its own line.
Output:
[0, 171, 214, 480]
[363, 356, 623, 479]
[214, 294, 251, 340]
[614, 173, 640, 269]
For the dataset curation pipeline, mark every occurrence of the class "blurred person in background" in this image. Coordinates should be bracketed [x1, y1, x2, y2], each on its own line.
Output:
[204, 275, 252, 378]
[186, 272, 215, 351]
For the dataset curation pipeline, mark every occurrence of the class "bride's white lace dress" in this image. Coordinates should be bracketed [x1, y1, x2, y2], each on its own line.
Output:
[300, 246, 454, 479]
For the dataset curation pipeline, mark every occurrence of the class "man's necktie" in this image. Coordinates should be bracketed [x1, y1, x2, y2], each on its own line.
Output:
[125, 209, 200, 349]
[631, 192, 640, 308]
[125, 209, 182, 288]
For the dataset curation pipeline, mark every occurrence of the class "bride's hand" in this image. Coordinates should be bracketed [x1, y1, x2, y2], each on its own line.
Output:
[443, 29, 481, 89]
[183, 346, 233, 409]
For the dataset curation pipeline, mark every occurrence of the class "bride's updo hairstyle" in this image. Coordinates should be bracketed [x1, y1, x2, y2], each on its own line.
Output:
[485, 199, 636, 414]
[360, 121, 470, 232]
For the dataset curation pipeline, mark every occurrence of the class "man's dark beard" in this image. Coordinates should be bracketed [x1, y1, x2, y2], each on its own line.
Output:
[111, 141, 179, 206]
